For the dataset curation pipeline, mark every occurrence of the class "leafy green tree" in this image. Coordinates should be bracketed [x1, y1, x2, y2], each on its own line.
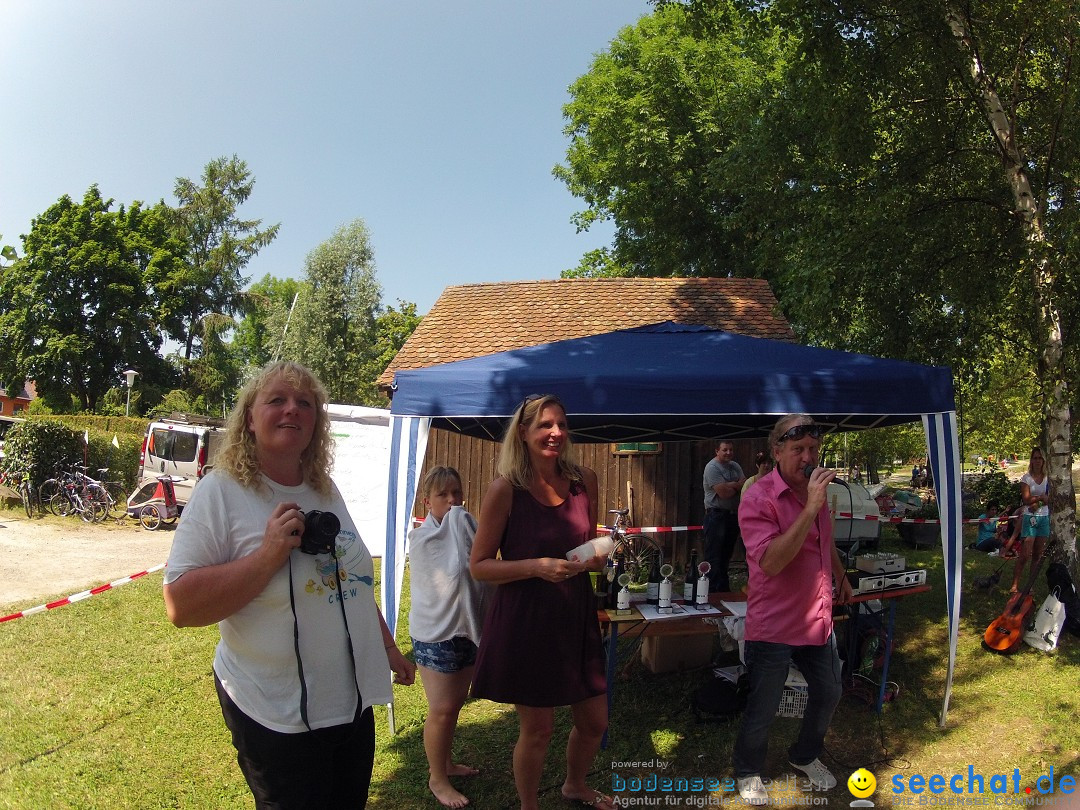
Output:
[935, 1, 1078, 556]
[766, 0, 1078, 555]
[162, 155, 279, 361]
[557, 3, 791, 282]
[0, 237, 16, 265]
[151, 389, 195, 418]
[823, 424, 927, 486]
[559, 0, 1079, 556]
[279, 220, 382, 403]
[185, 312, 242, 417]
[0, 187, 178, 411]
[357, 300, 422, 406]
[232, 274, 303, 369]
[958, 343, 1040, 465]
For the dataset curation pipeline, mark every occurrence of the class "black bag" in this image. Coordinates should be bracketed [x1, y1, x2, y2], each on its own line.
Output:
[691, 674, 748, 722]
[1046, 562, 1080, 638]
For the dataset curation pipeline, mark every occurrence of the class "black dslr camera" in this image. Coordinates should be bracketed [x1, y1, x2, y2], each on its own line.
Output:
[299, 510, 341, 555]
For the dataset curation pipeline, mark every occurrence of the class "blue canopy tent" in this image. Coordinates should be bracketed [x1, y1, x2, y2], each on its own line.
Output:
[384, 322, 962, 725]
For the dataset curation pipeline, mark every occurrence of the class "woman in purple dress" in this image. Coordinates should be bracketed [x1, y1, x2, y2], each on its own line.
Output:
[469, 394, 613, 810]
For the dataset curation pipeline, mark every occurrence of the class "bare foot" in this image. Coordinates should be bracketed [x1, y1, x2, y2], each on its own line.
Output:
[429, 779, 470, 809]
[447, 763, 480, 777]
[560, 787, 615, 809]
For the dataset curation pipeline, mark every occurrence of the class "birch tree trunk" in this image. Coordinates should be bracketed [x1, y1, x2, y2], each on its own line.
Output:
[946, 6, 1076, 561]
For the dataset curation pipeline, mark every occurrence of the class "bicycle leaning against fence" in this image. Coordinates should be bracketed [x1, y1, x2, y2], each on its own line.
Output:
[0, 469, 36, 518]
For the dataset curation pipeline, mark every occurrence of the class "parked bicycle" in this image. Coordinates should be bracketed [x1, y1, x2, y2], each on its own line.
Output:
[80, 466, 127, 519]
[0, 469, 36, 518]
[54, 479, 109, 522]
[41, 465, 109, 523]
[39, 464, 117, 519]
[605, 508, 663, 587]
[38, 463, 74, 515]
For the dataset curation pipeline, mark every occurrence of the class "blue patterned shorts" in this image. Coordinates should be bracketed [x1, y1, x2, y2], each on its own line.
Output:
[410, 636, 478, 674]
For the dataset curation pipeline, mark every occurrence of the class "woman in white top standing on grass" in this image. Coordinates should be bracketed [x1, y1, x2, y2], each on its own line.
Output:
[163, 361, 415, 809]
[1012, 447, 1050, 593]
[408, 466, 487, 809]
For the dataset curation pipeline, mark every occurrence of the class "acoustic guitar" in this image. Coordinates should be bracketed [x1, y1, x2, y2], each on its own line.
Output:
[982, 540, 1055, 654]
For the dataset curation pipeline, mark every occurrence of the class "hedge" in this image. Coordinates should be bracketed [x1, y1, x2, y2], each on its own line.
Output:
[0, 416, 147, 491]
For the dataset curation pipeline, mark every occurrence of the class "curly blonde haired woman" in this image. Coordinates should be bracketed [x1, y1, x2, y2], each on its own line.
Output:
[164, 361, 414, 808]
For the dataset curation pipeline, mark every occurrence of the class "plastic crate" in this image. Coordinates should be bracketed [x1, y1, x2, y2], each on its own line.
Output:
[777, 685, 807, 718]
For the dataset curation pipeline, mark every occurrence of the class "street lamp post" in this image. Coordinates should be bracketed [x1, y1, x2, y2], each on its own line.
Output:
[122, 369, 138, 416]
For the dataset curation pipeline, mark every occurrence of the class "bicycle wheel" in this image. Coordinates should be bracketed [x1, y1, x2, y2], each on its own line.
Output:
[20, 483, 33, 519]
[51, 492, 74, 517]
[80, 499, 107, 523]
[104, 482, 127, 518]
[140, 504, 162, 531]
[612, 533, 663, 586]
[39, 479, 63, 514]
[83, 483, 110, 515]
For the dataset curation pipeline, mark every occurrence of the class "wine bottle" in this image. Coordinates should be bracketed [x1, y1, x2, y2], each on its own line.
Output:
[683, 549, 698, 602]
[646, 553, 661, 605]
[658, 564, 674, 614]
[609, 555, 626, 610]
[616, 573, 631, 613]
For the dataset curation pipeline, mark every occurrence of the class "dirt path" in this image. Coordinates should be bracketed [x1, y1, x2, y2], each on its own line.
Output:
[0, 511, 174, 610]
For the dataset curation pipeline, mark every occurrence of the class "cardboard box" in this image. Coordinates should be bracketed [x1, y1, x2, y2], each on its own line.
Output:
[640, 633, 715, 674]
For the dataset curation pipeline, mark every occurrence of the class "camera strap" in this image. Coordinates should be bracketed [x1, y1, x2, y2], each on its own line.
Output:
[287, 558, 313, 730]
[288, 552, 362, 733]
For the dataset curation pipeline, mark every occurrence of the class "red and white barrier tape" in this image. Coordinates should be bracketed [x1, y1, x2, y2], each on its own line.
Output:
[835, 513, 1015, 526]
[598, 525, 703, 534]
[0, 563, 166, 623]
[593, 514, 1013, 532]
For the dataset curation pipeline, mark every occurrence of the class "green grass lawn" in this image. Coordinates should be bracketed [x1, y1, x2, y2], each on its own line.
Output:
[1, 515, 1077, 809]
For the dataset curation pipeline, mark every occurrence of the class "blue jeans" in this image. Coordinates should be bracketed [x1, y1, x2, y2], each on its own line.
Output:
[733, 634, 842, 778]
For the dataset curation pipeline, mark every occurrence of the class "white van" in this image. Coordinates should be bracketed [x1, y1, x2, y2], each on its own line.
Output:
[134, 413, 225, 508]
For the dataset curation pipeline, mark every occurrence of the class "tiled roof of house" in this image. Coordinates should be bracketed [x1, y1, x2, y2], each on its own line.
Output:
[0, 385, 32, 401]
[379, 277, 794, 388]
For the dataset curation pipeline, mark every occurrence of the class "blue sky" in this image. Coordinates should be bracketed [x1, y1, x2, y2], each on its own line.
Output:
[0, 1, 652, 315]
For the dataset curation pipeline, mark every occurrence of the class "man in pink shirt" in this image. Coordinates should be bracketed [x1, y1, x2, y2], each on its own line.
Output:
[732, 414, 853, 805]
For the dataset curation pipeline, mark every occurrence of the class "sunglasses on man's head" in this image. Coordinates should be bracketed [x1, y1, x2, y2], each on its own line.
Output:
[777, 423, 823, 443]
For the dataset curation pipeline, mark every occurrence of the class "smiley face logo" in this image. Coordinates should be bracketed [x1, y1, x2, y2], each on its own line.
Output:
[848, 768, 876, 798]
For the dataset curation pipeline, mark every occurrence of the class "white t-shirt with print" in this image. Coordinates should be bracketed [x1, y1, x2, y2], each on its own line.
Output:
[165, 470, 392, 732]
[1021, 472, 1050, 517]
